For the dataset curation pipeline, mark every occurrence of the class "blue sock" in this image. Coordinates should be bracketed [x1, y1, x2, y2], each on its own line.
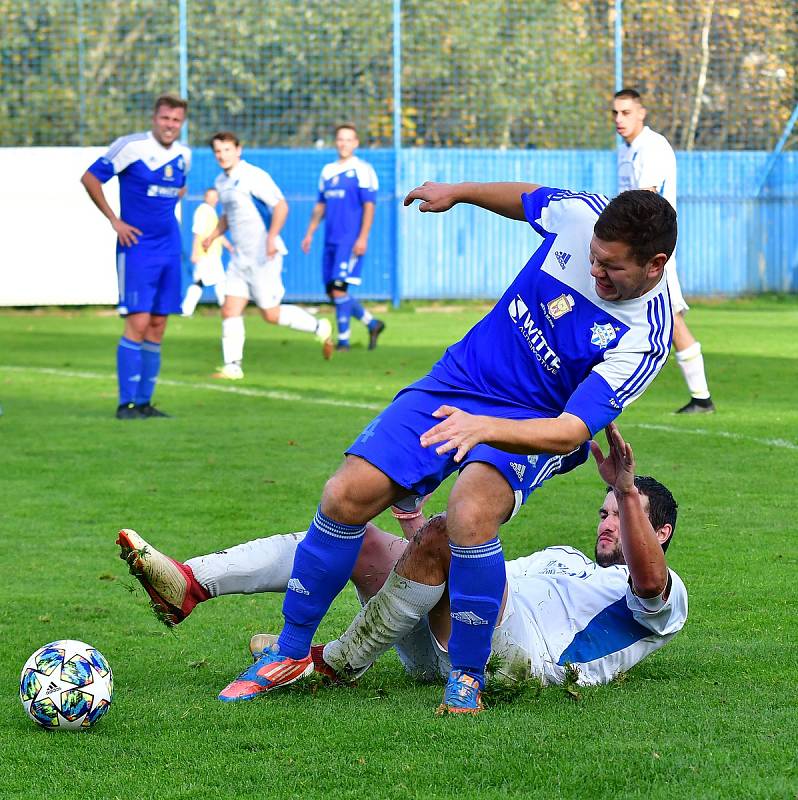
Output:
[278, 507, 366, 658]
[334, 295, 352, 345]
[116, 337, 142, 405]
[447, 538, 506, 688]
[135, 340, 161, 405]
[349, 297, 374, 327]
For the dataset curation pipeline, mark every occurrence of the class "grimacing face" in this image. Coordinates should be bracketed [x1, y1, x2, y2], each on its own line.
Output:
[612, 97, 646, 143]
[589, 235, 664, 301]
[212, 140, 242, 173]
[151, 105, 185, 147]
[595, 490, 652, 567]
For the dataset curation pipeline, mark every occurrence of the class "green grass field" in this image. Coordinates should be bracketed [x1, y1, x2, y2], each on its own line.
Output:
[1, 298, 797, 799]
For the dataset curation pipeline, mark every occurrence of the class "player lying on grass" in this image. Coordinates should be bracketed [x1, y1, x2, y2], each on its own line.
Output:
[118, 424, 688, 713]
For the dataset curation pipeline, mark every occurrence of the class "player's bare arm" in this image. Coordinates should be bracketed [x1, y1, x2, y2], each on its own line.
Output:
[80, 171, 142, 247]
[267, 198, 289, 258]
[202, 214, 228, 251]
[590, 423, 669, 597]
[301, 201, 326, 253]
[403, 181, 541, 221]
[353, 201, 375, 256]
[420, 406, 589, 462]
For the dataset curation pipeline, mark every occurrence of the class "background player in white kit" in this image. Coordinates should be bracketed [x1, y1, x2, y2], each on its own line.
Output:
[614, 88, 715, 414]
[203, 131, 333, 380]
[181, 188, 232, 316]
[118, 423, 687, 701]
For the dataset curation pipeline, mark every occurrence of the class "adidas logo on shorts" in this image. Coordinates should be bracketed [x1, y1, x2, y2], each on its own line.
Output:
[510, 462, 526, 481]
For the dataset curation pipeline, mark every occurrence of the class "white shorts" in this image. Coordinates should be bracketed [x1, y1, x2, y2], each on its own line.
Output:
[193, 255, 225, 287]
[665, 259, 689, 315]
[225, 253, 285, 309]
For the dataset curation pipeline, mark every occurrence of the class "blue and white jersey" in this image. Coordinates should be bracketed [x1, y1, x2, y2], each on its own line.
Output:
[216, 160, 287, 264]
[423, 187, 673, 436]
[88, 131, 191, 255]
[617, 126, 677, 209]
[317, 157, 378, 244]
[502, 545, 687, 686]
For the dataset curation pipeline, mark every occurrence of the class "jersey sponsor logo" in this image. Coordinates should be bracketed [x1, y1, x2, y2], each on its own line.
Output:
[590, 322, 618, 349]
[542, 559, 589, 579]
[510, 462, 526, 481]
[547, 293, 575, 320]
[554, 250, 571, 269]
[287, 578, 310, 595]
[507, 294, 561, 373]
[451, 610, 488, 625]
[147, 185, 181, 198]
[324, 189, 346, 199]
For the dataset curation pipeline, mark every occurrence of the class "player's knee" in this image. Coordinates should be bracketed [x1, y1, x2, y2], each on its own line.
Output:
[326, 279, 348, 296]
[446, 494, 503, 541]
[320, 471, 365, 522]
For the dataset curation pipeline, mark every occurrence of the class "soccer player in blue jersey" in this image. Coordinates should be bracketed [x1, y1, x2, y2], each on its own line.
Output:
[80, 95, 191, 419]
[203, 180, 677, 711]
[301, 125, 385, 351]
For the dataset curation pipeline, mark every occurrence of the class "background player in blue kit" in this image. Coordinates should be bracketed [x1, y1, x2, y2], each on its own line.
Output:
[301, 125, 385, 351]
[205, 180, 677, 711]
[80, 95, 191, 419]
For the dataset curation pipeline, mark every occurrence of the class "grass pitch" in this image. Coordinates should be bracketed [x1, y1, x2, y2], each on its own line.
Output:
[0, 298, 796, 799]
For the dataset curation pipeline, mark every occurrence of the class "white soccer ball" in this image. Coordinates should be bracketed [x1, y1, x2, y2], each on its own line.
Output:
[19, 640, 113, 730]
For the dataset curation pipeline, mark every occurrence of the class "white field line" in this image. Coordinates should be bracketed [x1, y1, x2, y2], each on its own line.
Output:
[2, 365, 796, 452]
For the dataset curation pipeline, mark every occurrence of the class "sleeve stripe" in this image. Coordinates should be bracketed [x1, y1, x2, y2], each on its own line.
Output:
[105, 132, 148, 161]
[550, 189, 609, 217]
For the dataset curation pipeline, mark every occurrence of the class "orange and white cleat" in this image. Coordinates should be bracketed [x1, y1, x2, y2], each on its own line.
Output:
[218, 643, 313, 702]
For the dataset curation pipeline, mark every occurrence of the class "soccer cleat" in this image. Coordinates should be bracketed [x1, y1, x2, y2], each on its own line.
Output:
[116, 529, 208, 626]
[335, 343, 350, 352]
[212, 362, 244, 380]
[368, 319, 386, 351]
[218, 644, 313, 702]
[135, 403, 171, 418]
[316, 318, 334, 360]
[116, 402, 143, 420]
[435, 670, 485, 715]
[675, 396, 716, 414]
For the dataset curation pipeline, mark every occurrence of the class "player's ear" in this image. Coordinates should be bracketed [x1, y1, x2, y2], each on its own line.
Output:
[655, 523, 672, 546]
[645, 253, 668, 281]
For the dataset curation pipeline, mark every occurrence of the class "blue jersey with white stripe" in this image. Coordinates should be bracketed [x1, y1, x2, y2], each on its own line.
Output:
[87, 131, 191, 255]
[317, 157, 378, 244]
[423, 186, 673, 435]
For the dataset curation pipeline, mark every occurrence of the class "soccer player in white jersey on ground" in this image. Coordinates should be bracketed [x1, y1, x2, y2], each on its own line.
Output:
[125, 181, 677, 712]
[181, 188, 232, 316]
[301, 125, 385, 351]
[80, 95, 191, 419]
[118, 423, 687, 711]
[614, 88, 715, 414]
[202, 131, 333, 380]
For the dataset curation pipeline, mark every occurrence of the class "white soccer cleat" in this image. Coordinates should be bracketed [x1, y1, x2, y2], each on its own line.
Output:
[212, 363, 244, 380]
[316, 318, 334, 360]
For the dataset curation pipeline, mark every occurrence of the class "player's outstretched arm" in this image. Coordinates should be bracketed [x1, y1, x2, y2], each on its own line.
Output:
[590, 424, 669, 598]
[403, 181, 540, 221]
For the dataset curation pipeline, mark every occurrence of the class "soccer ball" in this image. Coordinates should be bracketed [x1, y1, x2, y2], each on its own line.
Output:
[19, 640, 113, 730]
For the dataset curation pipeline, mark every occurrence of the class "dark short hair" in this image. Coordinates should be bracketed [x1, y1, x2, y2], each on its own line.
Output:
[614, 88, 642, 102]
[209, 131, 240, 148]
[154, 94, 188, 114]
[607, 476, 678, 552]
[335, 123, 358, 137]
[594, 190, 677, 265]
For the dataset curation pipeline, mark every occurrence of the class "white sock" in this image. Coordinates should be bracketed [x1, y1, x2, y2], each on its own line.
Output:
[222, 316, 245, 365]
[676, 341, 711, 399]
[182, 284, 202, 315]
[185, 532, 306, 597]
[277, 304, 317, 334]
[360, 309, 373, 326]
[213, 284, 225, 307]
[323, 569, 445, 673]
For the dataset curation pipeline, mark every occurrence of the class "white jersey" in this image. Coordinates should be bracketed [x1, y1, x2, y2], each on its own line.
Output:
[617, 126, 677, 210]
[215, 160, 287, 264]
[497, 545, 688, 686]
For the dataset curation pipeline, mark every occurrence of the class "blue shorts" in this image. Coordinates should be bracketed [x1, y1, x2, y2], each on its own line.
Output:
[322, 241, 364, 287]
[116, 247, 182, 316]
[346, 382, 589, 519]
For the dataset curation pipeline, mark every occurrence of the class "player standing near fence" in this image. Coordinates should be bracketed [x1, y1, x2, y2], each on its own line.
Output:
[80, 95, 191, 420]
[202, 132, 333, 381]
[614, 88, 715, 414]
[301, 125, 385, 351]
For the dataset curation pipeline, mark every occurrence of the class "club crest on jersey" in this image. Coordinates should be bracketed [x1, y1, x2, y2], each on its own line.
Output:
[507, 294, 561, 373]
[547, 293, 575, 320]
[163, 164, 174, 181]
[590, 322, 617, 349]
[332, 175, 339, 186]
[177, 156, 185, 171]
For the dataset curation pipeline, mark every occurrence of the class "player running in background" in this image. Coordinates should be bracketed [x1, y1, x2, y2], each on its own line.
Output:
[613, 88, 715, 414]
[202, 132, 333, 380]
[181, 188, 232, 316]
[119, 424, 688, 713]
[80, 95, 191, 419]
[301, 125, 385, 351]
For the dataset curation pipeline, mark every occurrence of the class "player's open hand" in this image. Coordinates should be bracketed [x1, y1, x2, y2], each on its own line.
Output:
[112, 219, 142, 247]
[403, 182, 459, 213]
[590, 422, 636, 494]
[352, 236, 368, 256]
[420, 405, 489, 463]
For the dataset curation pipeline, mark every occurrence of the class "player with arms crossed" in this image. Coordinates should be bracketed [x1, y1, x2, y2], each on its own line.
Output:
[81, 95, 191, 419]
[301, 125, 385, 351]
[130, 181, 676, 712]
[119, 424, 687, 713]
[613, 88, 715, 414]
[203, 132, 333, 380]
